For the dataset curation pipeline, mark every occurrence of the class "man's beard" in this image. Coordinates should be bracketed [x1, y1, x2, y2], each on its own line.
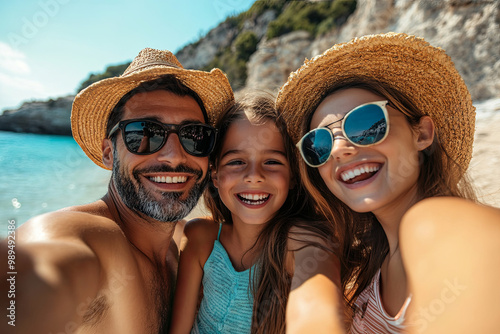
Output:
[112, 154, 208, 222]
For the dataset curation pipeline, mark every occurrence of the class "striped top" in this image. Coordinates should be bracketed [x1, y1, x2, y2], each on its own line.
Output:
[350, 269, 412, 334]
[191, 224, 255, 334]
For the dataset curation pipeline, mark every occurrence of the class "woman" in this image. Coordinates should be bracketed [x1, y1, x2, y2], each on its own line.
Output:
[277, 32, 500, 333]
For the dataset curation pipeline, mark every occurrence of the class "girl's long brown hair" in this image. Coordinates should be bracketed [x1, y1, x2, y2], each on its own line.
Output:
[295, 78, 478, 317]
[204, 92, 336, 334]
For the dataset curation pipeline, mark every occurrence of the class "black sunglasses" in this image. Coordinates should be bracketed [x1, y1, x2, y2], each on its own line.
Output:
[108, 119, 217, 157]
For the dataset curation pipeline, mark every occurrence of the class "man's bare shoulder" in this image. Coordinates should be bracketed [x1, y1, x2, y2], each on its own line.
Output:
[17, 200, 123, 246]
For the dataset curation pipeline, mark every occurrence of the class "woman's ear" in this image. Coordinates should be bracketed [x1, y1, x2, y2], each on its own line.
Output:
[211, 168, 219, 189]
[102, 138, 114, 169]
[415, 116, 435, 151]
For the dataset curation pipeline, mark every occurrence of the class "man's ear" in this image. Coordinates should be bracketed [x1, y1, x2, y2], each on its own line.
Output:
[415, 116, 435, 151]
[211, 168, 219, 189]
[102, 138, 114, 169]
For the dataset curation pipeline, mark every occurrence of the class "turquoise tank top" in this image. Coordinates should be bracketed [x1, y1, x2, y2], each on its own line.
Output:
[191, 224, 255, 334]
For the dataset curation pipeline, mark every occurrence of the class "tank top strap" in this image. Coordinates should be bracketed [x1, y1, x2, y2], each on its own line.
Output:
[217, 223, 223, 241]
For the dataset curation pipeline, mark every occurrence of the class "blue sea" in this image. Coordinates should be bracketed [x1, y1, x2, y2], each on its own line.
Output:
[0, 131, 111, 237]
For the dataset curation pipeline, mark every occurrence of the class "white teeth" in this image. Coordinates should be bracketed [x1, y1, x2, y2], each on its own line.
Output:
[340, 165, 380, 182]
[238, 193, 270, 204]
[150, 176, 187, 184]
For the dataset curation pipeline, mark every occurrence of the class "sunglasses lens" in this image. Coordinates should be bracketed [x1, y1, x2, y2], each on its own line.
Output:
[299, 128, 333, 167]
[123, 121, 164, 154]
[179, 124, 216, 157]
[344, 104, 387, 146]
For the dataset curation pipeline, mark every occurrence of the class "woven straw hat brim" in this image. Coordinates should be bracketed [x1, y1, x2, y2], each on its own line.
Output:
[276, 32, 475, 171]
[71, 65, 234, 170]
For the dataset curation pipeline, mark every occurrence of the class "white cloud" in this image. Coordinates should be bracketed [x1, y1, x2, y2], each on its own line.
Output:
[0, 41, 31, 75]
[0, 43, 46, 111]
[0, 70, 47, 111]
[0, 71, 44, 93]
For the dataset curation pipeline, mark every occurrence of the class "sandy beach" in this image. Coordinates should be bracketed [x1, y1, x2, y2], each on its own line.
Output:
[467, 99, 500, 208]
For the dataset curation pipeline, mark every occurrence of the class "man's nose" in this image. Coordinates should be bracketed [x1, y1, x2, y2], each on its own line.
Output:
[156, 133, 189, 165]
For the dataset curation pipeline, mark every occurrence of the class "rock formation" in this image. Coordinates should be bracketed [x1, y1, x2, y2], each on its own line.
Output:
[0, 96, 74, 135]
[247, 0, 500, 101]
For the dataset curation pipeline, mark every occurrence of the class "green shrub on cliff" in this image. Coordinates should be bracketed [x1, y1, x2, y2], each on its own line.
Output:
[267, 0, 357, 39]
[234, 31, 259, 62]
[229, 0, 286, 28]
[77, 63, 130, 93]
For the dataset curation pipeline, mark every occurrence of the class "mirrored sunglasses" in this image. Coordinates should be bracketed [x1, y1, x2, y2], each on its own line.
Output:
[108, 119, 217, 157]
[297, 101, 389, 167]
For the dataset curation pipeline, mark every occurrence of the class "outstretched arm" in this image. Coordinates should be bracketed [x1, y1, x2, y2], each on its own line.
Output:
[1, 212, 101, 333]
[286, 232, 345, 334]
[400, 197, 500, 334]
[170, 219, 213, 334]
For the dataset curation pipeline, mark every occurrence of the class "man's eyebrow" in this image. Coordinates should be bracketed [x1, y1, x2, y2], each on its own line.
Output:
[178, 119, 205, 125]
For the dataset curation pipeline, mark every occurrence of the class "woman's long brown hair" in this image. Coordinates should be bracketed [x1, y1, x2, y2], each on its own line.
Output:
[294, 78, 478, 318]
[204, 92, 336, 334]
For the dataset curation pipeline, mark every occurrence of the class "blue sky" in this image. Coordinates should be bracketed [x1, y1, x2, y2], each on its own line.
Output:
[0, 0, 255, 112]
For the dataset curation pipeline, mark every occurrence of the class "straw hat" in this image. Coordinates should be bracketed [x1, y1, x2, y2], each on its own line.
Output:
[276, 32, 475, 171]
[71, 48, 234, 169]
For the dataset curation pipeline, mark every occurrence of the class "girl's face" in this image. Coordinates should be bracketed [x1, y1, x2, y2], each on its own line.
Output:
[310, 88, 431, 219]
[213, 117, 292, 226]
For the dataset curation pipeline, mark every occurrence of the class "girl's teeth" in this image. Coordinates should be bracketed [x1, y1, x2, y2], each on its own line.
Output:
[238, 193, 270, 204]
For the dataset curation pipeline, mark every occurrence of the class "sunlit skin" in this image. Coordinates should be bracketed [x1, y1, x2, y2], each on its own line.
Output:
[310, 88, 434, 317]
[213, 118, 293, 227]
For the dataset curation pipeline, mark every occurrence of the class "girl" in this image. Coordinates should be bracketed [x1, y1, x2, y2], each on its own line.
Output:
[276, 33, 500, 333]
[169, 93, 343, 334]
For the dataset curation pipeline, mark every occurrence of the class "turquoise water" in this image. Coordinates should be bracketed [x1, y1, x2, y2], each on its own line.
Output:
[0, 131, 111, 237]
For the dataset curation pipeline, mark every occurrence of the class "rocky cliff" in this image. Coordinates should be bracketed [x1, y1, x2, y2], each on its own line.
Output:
[246, 0, 500, 101]
[0, 96, 74, 135]
[1, 0, 498, 135]
[176, 9, 277, 70]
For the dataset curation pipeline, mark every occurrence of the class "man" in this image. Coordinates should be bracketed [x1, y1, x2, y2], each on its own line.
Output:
[6, 48, 234, 333]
